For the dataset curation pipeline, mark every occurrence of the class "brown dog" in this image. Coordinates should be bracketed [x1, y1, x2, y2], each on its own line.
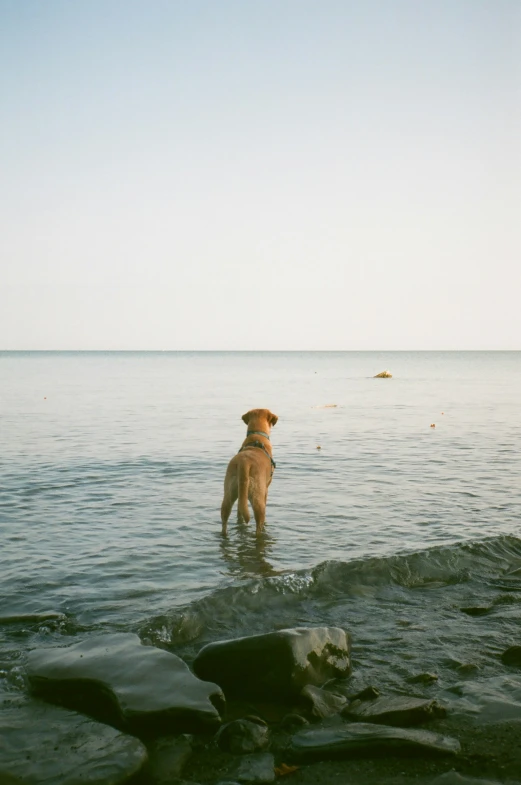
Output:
[221, 408, 278, 536]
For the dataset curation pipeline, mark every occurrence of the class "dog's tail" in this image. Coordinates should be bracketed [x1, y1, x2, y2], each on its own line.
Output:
[237, 462, 251, 523]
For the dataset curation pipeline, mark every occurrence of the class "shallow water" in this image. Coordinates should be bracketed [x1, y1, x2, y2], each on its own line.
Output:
[2, 351, 521, 703]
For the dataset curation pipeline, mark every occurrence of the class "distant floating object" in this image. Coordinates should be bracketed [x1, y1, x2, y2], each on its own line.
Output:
[441, 412, 444, 415]
[316, 446, 321, 450]
[430, 423, 436, 428]
[374, 370, 392, 378]
[312, 404, 337, 408]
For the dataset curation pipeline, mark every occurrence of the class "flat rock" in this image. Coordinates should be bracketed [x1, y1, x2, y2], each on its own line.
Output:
[290, 721, 461, 760]
[193, 627, 351, 700]
[26, 633, 225, 736]
[342, 695, 447, 726]
[0, 689, 147, 784]
[231, 752, 275, 783]
[216, 719, 270, 753]
[429, 773, 521, 785]
[301, 684, 347, 719]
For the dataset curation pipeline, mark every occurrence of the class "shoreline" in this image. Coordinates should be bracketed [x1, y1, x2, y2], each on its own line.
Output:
[179, 711, 521, 785]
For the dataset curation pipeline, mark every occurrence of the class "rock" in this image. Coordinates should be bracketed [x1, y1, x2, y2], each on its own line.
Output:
[342, 695, 447, 726]
[460, 607, 491, 616]
[322, 681, 380, 701]
[0, 611, 66, 625]
[347, 685, 380, 701]
[300, 684, 347, 719]
[501, 645, 521, 666]
[145, 734, 192, 782]
[216, 719, 270, 754]
[26, 633, 225, 736]
[0, 689, 147, 784]
[407, 673, 439, 685]
[280, 713, 309, 729]
[193, 627, 351, 700]
[290, 722, 460, 760]
[231, 752, 275, 783]
[374, 370, 392, 378]
[429, 773, 517, 785]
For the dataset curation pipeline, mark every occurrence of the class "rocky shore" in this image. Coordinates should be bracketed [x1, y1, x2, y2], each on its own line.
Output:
[2, 625, 521, 785]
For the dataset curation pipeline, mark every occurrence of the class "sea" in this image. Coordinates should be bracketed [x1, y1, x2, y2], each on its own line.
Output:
[2, 351, 521, 715]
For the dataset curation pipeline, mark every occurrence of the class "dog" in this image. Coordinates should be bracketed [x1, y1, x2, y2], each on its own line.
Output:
[221, 408, 278, 536]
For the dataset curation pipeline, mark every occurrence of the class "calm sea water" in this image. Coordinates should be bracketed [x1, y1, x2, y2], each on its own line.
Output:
[2, 351, 521, 701]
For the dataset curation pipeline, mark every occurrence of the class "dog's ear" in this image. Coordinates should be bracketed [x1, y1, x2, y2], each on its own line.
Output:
[242, 411, 252, 425]
[268, 411, 278, 427]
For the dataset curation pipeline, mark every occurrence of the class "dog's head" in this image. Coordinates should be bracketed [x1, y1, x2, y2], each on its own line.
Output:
[242, 408, 278, 431]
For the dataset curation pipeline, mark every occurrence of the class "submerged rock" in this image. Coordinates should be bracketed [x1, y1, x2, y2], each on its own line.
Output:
[342, 695, 447, 726]
[193, 627, 351, 700]
[407, 672, 439, 685]
[290, 721, 460, 760]
[26, 633, 225, 736]
[216, 719, 270, 754]
[0, 689, 147, 784]
[501, 645, 521, 666]
[301, 684, 347, 719]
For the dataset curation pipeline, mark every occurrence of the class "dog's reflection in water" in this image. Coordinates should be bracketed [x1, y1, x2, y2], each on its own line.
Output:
[219, 526, 280, 579]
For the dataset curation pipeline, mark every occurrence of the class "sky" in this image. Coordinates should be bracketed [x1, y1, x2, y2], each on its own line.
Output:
[1, 0, 520, 350]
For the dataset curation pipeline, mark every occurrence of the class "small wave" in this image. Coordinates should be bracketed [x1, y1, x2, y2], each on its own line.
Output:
[141, 534, 521, 655]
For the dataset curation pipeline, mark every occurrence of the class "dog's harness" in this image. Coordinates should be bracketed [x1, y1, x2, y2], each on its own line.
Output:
[239, 431, 276, 476]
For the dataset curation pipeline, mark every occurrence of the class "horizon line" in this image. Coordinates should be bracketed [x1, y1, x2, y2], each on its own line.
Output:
[1, 349, 520, 353]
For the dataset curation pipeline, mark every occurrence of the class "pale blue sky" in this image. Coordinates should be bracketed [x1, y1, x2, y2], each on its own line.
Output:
[1, 0, 519, 349]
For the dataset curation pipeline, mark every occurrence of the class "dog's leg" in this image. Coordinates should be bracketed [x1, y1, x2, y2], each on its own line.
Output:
[252, 496, 266, 536]
[221, 495, 233, 536]
[237, 464, 251, 524]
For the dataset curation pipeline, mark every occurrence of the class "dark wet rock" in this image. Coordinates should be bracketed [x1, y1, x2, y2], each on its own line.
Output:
[243, 714, 268, 726]
[0, 689, 147, 784]
[26, 633, 225, 736]
[429, 772, 518, 785]
[301, 684, 347, 719]
[193, 627, 351, 700]
[145, 734, 192, 783]
[0, 611, 66, 625]
[460, 607, 491, 617]
[348, 685, 380, 701]
[216, 719, 270, 754]
[280, 713, 309, 729]
[289, 722, 461, 760]
[501, 645, 521, 666]
[230, 752, 275, 783]
[408, 672, 439, 685]
[342, 695, 447, 726]
[322, 680, 380, 701]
